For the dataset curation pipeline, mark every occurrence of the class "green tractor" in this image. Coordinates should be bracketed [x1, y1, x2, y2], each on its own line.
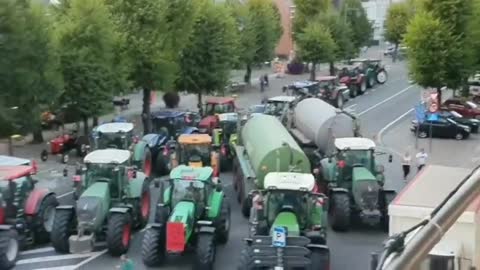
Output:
[50, 149, 151, 255]
[317, 137, 395, 231]
[212, 112, 240, 171]
[142, 165, 230, 269]
[92, 122, 152, 177]
[238, 172, 330, 270]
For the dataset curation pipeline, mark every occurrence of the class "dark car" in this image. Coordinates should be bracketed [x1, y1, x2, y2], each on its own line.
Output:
[439, 110, 480, 133]
[410, 118, 471, 140]
[442, 98, 480, 119]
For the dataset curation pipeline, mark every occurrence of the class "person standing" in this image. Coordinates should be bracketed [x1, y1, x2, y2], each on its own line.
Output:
[116, 254, 134, 270]
[263, 74, 269, 87]
[260, 76, 265, 92]
[401, 151, 411, 180]
[415, 148, 428, 172]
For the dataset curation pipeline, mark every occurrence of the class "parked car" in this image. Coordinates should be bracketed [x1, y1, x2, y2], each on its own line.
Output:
[442, 98, 480, 119]
[439, 110, 480, 133]
[410, 118, 471, 140]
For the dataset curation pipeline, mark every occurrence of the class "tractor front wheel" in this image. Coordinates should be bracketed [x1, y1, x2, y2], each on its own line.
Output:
[216, 200, 231, 244]
[51, 209, 74, 253]
[106, 212, 132, 256]
[142, 148, 153, 177]
[237, 246, 256, 270]
[309, 248, 330, 270]
[194, 233, 216, 270]
[329, 193, 351, 232]
[137, 182, 151, 228]
[33, 195, 58, 244]
[0, 230, 19, 270]
[142, 226, 166, 267]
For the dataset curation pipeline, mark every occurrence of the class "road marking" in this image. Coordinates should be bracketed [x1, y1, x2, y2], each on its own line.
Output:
[17, 252, 101, 265]
[58, 191, 74, 199]
[376, 108, 414, 157]
[345, 104, 357, 110]
[73, 249, 108, 269]
[35, 266, 76, 270]
[358, 85, 416, 116]
[20, 246, 54, 255]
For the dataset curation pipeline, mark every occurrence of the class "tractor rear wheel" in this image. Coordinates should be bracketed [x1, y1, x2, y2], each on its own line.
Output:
[142, 226, 166, 266]
[137, 182, 151, 228]
[335, 94, 344, 109]
[216, 200, 231, 244]
[0, 230, 19, 270]
[329, 193, 351, 232]
[309, 248, 330, 270]
[237, 246, 256, 270]
[194, 233, 216, 270]
[51, 209, 74, 253]
[358, 79, 367, 95]
[142, 148, 153, 177]
[106, 212, 132, 256]
[33, 195, 58, 244]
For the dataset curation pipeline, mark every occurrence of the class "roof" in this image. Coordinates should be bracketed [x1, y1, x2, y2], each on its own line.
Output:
[315, 76, 337, 81]
[96, 122, 134, 133]
[292, 81, 318, 88]
[0, 155, 30, 166]
[151, 110, 186, 119]
[169, 165, 213, 181]
[0, 166, 35, 181]
[392, 165, 480, 213]
[350, 58, 368, 62]
[178, 134, 212, 144]
[334, 138, 376, 150]
[267, 96, 296, 103]
[205, 97, 235, 104]
[217, 112, 238, 122]
[84, 149, 131, 164]
[264, 172, 315, 191]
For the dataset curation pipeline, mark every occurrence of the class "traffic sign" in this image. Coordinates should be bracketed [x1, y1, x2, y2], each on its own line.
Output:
[272, 226, 286, 247]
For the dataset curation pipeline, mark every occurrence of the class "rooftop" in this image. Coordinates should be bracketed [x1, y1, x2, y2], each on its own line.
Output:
[178, 134, 212, 144]
[0, 156, 30, 166]
[334, 138, 376, 150]
[96, 122, 134, 133]
[205, 97, 235, 104]
[169, 165, 213, 181]
[0, 166, 35, 181]
[264, 172, 315, 191]
[84, 149, 131, 164]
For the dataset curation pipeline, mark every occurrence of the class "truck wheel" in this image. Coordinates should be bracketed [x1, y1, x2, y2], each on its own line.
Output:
[380, 192, 397, 232]
[376, 70, 388, 84]
[329, 193, 351, 231]
[336, 95, 344, 109]
[33, 195, 58, 244]
[106, 212, 132, 256]
[154, 203, 169, 224]
[51, 209, 74, 253]
[142, 148, 153, 177]
[309, 248, 330, 270]
[142, 226, 166, 266]
[237, 246, 256, 270]
[0, 230, 19, 270]
[194, 233, 216, 270]
[137, 182, 151, 228]
[216, 200, 231, 244]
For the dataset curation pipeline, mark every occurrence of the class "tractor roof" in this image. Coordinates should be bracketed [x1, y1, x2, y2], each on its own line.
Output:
[268, 96, 296, 103]
[178, 134, 212, 144]
[0, 155, 30, 166]
[84, 149, 131, 164]
[292, 81, 318, 88]
[151, 110, 186, 119]
[169, 165, 213, 182]
[217, 112, 238, 122]
[315, 76, 337, 82]
[97, 122, 134, 133]
[0, 166, 35, 181]
[335, 137, 376, 150]
[264, 172, 315, 191]
[206, 97, 235, 104]
[349, 58, 368, 62]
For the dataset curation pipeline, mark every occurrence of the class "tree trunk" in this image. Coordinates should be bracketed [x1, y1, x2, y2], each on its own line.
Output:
[93, 116, 99, 127]
[142, 88, 152, 135]
[437, 87, 442, 105]
[32, 127, 43, 143]
[82, 115, 89, 136]
[197, 93, 203, 116]
[309, 63, 316, 81]
[393, 43, 399, 63]
[461, 78, 470, 97]
[244, 63, 252, 84]
[329, 61, 335, 76]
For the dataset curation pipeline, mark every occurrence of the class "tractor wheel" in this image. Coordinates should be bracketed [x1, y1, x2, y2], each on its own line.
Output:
[155, 153, 168, 176]
[358, 79, 367, 95]
[40, 150, 48, 162]
[51, 209, 74, 253]
[194, 233, 216, 270]
[137, 181, 151, 228]
[106, 212, 132, 256]
[237, 246, 256, 270]
[335, 94, 344, 109]
[349, 85, 357, 98]
[215, 200, 231, 244]
[380, 192, 397, 232]
[142, 226, 166, 267]
[308, 248, 330, 270]
[329, 193, 351, 232]
[154, 204, 169, 224]
[142, 148, 153, 177]
[0, 230, 19, 270]
[241, 196, 251, 218]
[33, 195, 58, 244]
[376, 70, 388, 84]
[367, 75, 375, 88]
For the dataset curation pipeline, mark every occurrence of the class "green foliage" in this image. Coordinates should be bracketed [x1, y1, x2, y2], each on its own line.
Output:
[175, 1, 238, 96]
[54, 0, 126, 120]
[317, 11, 355, 61]
[384, 2, 412, 45]
[296, 21, 335, 65]
[468, 0, 480, 71]
[0, 0, 62, 138]
[341, 0, 372, 50]
[423, 0, 473, 36]
[293, 0, 332, 34]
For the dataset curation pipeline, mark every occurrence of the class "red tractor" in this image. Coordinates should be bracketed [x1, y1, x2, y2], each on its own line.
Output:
[0, 164, 59, 269]
[336, 64, 367, 97]
[198, 97, 237, 134]
[40, 130, 90, 164]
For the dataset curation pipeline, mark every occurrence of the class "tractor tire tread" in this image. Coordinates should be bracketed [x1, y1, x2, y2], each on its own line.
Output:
[50, 209, 73, 253]
[34, 195, 58, 244]
[194, 233, 216, 270]
[216, 200, 230, 244]
[330, 193, 351, 232]
[106, 213, 131, 256]
[0, 230, 19, 270]
[137, 182, 151, 229]
[141, 227, 166, 266]
[237, 246, 256, 270]
[309, 248, 330, 270]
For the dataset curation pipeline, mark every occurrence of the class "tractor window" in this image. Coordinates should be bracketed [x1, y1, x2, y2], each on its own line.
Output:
[152, 118, 172, 137]
[266, 190, 309, 229]
[85, 164, 117, 183]
[205, 103, 234, 115]
[342, 150, 374, 171]
[180, 143, 211, 164]
[171, 180, 205, 207]
[265, 102, 286, 116]
[97, 133, 128, 150]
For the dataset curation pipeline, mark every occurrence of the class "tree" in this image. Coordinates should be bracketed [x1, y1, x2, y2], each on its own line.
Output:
[384, 2, 413, 62]
[0, 0, 62, 142]
[293, 0, 332, 34]
[107, 0, 198, 134]
[175, 1, 238, 113]
[341, 0, 372, 53]
[296, 21, 336, 80]
[53, 0, 127, 135]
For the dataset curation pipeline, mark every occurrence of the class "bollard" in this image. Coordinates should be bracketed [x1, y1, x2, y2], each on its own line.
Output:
[370, 252, 379, 270]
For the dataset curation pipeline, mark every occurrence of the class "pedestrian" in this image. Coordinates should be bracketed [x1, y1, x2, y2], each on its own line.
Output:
[415, 148, 428, 172]
[260, 76, 265, 92]
[116, 254, 134, 270]
[401, 151, 411, 180]
[263, 74, 269, 87]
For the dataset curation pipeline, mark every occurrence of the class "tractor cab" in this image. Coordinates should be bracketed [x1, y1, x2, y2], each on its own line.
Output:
[264, 96, 296, 117]
[151, 110, 200, 140]
[213, 113, 240, 170]
[172, 134, 219, 176]
[198, 97, 236, 134]
[289, 81, 320, 98]
[93, 122, 136, 150]
[347, 58, 388, 86]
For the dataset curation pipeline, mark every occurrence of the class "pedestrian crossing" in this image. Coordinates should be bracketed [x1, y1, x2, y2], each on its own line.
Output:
[13, 243, 106, 270]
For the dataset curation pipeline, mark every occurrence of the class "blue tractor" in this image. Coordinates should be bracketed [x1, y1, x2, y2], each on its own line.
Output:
[142, 110, 200, 175]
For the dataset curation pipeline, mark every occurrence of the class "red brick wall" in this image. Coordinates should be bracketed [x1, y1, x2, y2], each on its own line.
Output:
[274, 0, 294, 58]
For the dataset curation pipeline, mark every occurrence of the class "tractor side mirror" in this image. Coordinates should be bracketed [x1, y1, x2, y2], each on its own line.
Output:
[388, 154, 393, 163]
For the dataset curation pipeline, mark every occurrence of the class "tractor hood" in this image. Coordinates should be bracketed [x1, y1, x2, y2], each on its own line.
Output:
[168, 201, 195, 236]
[199, 116, 218, 129]
[352, 167, 380, 211]
[270, 211, 300, 236]
[76, 182, 111, 231]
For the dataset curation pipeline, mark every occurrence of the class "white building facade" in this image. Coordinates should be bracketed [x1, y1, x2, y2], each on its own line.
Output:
[361, 0, 405, 44]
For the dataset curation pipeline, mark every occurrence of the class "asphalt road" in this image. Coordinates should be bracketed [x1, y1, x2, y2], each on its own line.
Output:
[13, 50, 429, 270]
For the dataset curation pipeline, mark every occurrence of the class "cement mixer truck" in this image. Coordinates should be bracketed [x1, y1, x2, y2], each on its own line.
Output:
[287, 98, 395, 232]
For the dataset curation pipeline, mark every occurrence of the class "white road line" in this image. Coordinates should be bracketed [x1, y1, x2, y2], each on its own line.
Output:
[345, 104, 357, 110]
[35, 266, 76, 270]
[358, 85, 416, 116]
[73, 249, 108, 269]
[58, 191, 74, 199]
[376, 108, 414, 157]
[20, 246, 54, 255]
[17, 252, 101, 265]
